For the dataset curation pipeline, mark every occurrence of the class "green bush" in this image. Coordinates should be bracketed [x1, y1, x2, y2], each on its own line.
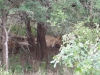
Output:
[73, 22, 100, 43]
[51, 22, 100, 75]
[9, 55, 23, 73]
[10, 25, 37, 36]
[0, 68, 13, 75]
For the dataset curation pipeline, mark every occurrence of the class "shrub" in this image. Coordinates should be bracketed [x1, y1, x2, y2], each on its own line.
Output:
[0, 68, 13, 75]
[51, 22, 100, 75]
[10, 25, 37, 36]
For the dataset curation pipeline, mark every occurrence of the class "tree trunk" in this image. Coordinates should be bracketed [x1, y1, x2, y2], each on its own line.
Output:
[1, 10, 9, 71]
[88, 0, 94, 28]
[36, 22, 48, 62]
[25, 14, 36, 53]
[89, 0, 93, 23]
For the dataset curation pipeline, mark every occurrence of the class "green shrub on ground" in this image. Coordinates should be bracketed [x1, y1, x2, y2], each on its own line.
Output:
[0, 68, 14, 75]
[73, 22, 100, 43]
[51, 22, 100, 75]
[9, 55, 23, 73]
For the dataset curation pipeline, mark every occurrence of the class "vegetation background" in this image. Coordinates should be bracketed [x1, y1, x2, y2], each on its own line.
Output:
[0, 0, 100, 75]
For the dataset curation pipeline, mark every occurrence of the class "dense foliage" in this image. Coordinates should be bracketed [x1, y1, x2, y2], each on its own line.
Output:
[51, 22, 100, 75]
[0, 0, 100, 75]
